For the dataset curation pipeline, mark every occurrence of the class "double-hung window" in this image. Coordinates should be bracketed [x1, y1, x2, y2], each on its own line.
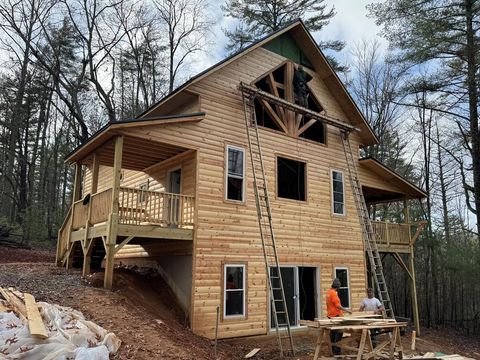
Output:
[334, 267, 350, 308]
[224, 264, 245, 317]
[332, 170, 345, 215]
[226, 145, 245, 201]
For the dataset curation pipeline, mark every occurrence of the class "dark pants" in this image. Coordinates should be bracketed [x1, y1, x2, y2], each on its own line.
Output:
[330, 329, 342, 355]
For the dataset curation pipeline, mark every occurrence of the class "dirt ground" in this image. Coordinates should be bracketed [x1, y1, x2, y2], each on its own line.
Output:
[0, 246, 479, 360]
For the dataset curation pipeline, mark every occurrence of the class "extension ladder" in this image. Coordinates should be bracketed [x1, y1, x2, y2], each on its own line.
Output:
[241, 90, 295, 357]
[341, 132, 395, 319]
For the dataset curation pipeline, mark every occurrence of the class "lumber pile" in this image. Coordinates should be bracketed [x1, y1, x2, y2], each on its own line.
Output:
[0, 287, 121, 359]
[0, 287, 48, 338]
[300, 312, 398, 328]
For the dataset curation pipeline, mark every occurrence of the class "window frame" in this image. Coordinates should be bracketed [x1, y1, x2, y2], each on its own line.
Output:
[276, 155, 307, 202]
[331, 169, 346, 216]
[334, 266, 351, 309]
[225, 145, 246, 203]
[223, 264, 246, 319]
[138, 180, 149, 204]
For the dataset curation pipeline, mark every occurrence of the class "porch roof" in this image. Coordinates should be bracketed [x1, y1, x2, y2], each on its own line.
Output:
[359, 157, 427, 203]
[66, 112, 204, 171]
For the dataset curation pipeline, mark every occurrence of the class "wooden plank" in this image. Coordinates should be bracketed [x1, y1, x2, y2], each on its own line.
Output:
[0, 300, 10, 312]
[244, 348, 260, 358]
[0, 288, 27, 321]
[259, 99, 289, 134]
[24, 293, 48, 339]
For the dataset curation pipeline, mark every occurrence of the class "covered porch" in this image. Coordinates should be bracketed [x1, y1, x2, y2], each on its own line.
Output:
[56, 114, 202, 289]
[359, 157, 428, 336]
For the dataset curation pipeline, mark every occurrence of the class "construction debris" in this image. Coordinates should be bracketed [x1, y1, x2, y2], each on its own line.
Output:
[405, 353, 476, 359]
[0, 287, 121, 359]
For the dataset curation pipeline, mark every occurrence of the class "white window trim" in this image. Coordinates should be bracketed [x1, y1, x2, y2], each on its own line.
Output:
[225, 145, 246, 202]
[334, 266, 351, 309]
[224, 264, 246, 318]
[331, 169, 346, 216]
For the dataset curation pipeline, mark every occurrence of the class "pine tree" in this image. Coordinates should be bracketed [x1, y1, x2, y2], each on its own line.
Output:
[222, 0, 344, 69]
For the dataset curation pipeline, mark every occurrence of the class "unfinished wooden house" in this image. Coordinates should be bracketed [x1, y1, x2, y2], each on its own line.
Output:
[56, 20, 427, 341]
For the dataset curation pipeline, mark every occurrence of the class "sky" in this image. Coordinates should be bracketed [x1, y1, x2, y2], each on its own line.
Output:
[190, 0, 386, 76]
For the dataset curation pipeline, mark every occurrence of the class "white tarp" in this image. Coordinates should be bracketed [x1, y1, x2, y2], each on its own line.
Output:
[0, 301, 120, 360]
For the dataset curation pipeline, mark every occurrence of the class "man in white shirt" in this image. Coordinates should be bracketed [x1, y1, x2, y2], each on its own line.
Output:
[359, 288, 384, 346]
[359, 288, 384, 314]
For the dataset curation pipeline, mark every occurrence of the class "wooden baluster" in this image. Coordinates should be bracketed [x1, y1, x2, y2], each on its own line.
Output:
[386, 222, 389, 246]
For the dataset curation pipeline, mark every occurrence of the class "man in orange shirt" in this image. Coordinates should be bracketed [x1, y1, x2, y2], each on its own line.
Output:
[326, 278, 352, 355]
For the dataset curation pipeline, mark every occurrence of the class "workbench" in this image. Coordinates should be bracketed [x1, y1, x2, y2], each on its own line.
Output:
[304, 320, 406, 359]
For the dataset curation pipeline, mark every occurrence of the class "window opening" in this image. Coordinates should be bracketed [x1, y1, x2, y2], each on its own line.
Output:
[335, 267, 350, 308]
[332, 170, 345, 215]
[277, 157, 305, 201]
[224, 264, 245, 317]
[139, 181, 149, 203]
[226, 146, 245, 201]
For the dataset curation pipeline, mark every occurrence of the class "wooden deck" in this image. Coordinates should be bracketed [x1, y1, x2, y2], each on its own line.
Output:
[56, 186, 195, 269]
[372, 220, 426, 253]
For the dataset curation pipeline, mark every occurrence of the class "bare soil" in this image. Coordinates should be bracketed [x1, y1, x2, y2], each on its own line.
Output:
[0, 246, 478, 360]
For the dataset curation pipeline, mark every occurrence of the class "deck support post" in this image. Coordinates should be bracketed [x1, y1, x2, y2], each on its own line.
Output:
[104, 136, 123, 290]
[72, 163, 82, 202]
[409, 245, 420, 336]
[82, 153, 100, 276]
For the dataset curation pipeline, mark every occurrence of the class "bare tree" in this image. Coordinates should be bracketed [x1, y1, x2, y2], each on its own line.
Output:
[152, 0, 213, 92]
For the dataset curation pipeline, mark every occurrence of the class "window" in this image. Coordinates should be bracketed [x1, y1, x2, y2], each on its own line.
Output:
[139, 181, 149, 203]
[277, 157, 306, 201]
[224, 264, 245, 317]
[226, 146, 245, 201]
[335, 267, 350, 308]
[332, 170, 345, 215]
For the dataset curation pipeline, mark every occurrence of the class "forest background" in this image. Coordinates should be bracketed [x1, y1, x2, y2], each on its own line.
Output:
[0, 0, 478, 335]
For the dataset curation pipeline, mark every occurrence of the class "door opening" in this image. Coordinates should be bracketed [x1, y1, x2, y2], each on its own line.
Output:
[270, 266, 318, 328]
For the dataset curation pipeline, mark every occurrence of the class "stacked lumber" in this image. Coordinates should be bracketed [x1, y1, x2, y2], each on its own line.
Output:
[300, 312, 398, 328]
[0, 287, 48, 339]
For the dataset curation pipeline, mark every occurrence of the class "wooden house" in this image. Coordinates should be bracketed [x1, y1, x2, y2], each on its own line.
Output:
[56, 20, 427, 339]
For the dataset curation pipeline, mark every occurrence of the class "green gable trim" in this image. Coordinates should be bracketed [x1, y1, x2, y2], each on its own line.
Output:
[263, 33, 313, 69]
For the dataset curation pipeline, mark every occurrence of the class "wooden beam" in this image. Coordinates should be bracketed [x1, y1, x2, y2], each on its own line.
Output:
[240, 82, 358, 133]
[82, 238, 95, 277]
[259, 99, 289, 134]
[409, 221, 426, 246]
[72, 163, 82, 202]
[104, 135, 123, 290]
[0, 288, 27, 321]
[409, 247, 421, 336]
[285, 61, 295, 134]
[392, 252, 413, 281]
[24, 293, 48, 339]
[114, 236, 134, 255]
[266, 73, 286, 120]
[91, 153, 100, 194]
[295, 118, 316, 137]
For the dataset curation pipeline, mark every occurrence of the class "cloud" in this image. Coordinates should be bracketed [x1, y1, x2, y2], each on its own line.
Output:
[189, 0, 387, 78]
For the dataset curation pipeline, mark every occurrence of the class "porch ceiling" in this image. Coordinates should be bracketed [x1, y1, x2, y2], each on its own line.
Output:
[82, 135, 188, 171]
[359, 157, 427, 203]
[363, 186, 406, 204]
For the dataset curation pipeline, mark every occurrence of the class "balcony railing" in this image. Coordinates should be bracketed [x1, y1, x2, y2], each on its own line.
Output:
[68, 187, 194, 230]
[119, 187, 194, 227]
[371, 221, 412, 246]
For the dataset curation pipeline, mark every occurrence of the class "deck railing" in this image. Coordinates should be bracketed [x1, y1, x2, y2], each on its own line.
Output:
[119, 187, 194, 227]
[371, 221, 411, 246]
[67, 187, 194, 231]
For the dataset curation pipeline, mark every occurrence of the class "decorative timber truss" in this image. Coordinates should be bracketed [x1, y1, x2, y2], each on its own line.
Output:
[251, 61, 335, 143]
